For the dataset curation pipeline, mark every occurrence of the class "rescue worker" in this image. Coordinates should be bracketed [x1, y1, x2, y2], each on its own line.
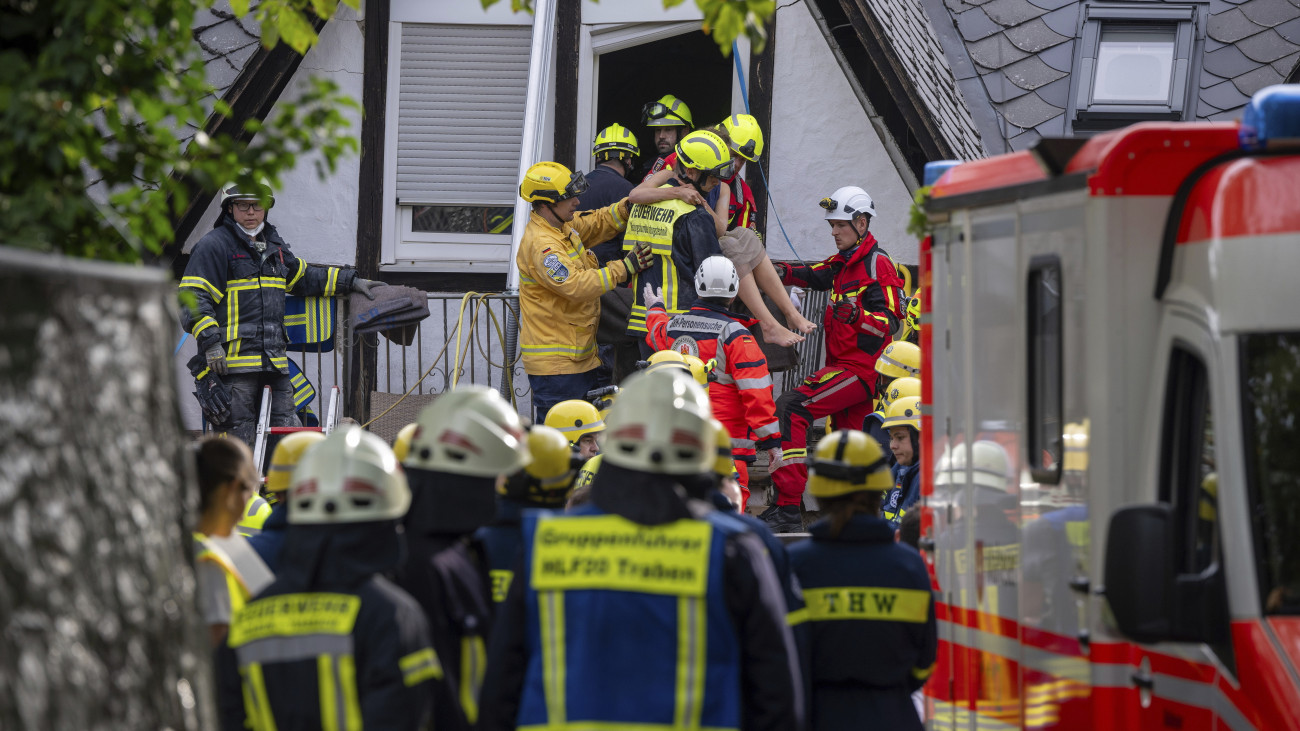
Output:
[221, 427, 440, 730]
[644, 255, 781, 511]
[517, 161, 654, 422]
[180, 180, 384, 445]
[863, 375, 920, 468]
[246, 430, 325, 571]
[235, 492, 271, 538]
[479, 368, 805, 730]
[398, 385, 531, 730]
[639, 93, 694, 180]
[624, 130, 730, 350]
[477, 425, 579, 606]
[543, 398, 604, 460]
[580, 123, 640, 265]
[193, 435, 274, 649]
[567, 453, 601, 510]
[766, 186, 906, 532]
[882, 396, 923, 526]
[788, 429, 937, 731]
[876, 340, 922, 384]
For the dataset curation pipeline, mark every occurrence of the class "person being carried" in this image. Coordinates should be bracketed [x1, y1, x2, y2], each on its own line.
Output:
[635, 118, 814, 347]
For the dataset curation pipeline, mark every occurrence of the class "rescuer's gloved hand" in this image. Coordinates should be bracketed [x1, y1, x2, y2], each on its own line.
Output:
[194, 371, 232, 424]
[352, 278, 386, 300]
[205, 345, 229, 376]
[622, 241, 654, 275]
[772, 261, 791, 281]
[642, 282, 665, 309]
[830, 299, 862, 325]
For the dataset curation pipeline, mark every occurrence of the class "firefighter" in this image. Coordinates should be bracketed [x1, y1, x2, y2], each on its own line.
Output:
[567, 453, 602, 510]
[543, 398, 604, 460]
[623, 130, 730, 349]
[788, 429, 937, 731]
[193, 435, 274, 649]
[863, 375, 920, 469]
[221, 427, 440, 730]
[398, 385, 531, 730]
[246, 429, 325, 571]
[639, 93, 694, 180]
[882, 396, 923, 527]
[766, 186, 906, 532]
[478, 368, 804, 731]
[517, 161, 655, 422]
[581, 123, 640, 265]
[643, 255, 782, 512]
[477, 425, 579, 606]
[180, 180, 385, 446]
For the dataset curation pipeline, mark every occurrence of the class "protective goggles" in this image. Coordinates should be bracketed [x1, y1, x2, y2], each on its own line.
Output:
[641, 101, 689, 127]
[681, 157, 735, 182]
[542, 171, 588, 202]
[819, 196, 866, 216]
[732, 138, 758, 160]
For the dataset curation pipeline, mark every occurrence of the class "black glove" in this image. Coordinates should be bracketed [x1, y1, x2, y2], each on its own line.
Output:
[621, 241, 654, 275]
[353, 278, 386, 300]
[194, 371, 232, 425]
[205, 345, 228, 376]
[772, 261, 791, 281]
[830, 299, 861, 325]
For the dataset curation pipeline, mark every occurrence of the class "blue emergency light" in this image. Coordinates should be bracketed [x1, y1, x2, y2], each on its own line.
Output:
[923, 160, 961, 187]
[1239, 84, 1300, 151]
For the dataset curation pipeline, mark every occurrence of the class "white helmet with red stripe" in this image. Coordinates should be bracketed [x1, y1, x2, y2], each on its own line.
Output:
[404, 385, 530, 477]
[602, 367, 716, 475]
[288, 426, 410, 524]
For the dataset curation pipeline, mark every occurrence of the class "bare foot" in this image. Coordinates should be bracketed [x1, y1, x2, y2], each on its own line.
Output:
[760, 320, 805, 347]
[786, 312, 818, 335]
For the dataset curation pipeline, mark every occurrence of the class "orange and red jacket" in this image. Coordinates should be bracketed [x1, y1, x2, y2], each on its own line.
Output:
[644, 300, 782, 451]
[779, 233, 906, 382]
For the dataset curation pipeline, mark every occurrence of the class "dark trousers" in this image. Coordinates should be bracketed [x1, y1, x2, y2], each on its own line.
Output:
[217, 371, 300, 446]
[529, 369, 600, 424]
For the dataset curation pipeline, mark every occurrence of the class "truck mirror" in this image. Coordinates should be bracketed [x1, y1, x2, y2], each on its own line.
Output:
[1104, 504, 1174, 643]
[1105, 503, 1231, 645]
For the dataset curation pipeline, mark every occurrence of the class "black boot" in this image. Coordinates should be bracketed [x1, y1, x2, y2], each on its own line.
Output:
[761, 504, 803, 533]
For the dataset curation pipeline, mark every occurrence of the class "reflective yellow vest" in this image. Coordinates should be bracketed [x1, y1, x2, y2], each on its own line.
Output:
[624, 189, 696, 334]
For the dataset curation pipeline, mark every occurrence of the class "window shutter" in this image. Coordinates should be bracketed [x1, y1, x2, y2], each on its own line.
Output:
[396, 24, 531, 207]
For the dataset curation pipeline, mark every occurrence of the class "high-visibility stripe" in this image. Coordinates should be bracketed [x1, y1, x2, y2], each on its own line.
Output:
[460, 635, 486, 723]
[539, 590, 567, 724]
[734, 376, 772, 390]
[598, 266, 612, 291]
[287, 259, 307, 289]
[753, 422, 780, 438]
[520, 273, 538, 284]
[673, 595, 706, 728]
[730, 437, 755, 450]
[859, 314, 888, 337]
[339, 654, 361, 730]
[244, 662, 279, 731]
[324, 267, 340, 297]
[913, 662, 935, 680]
[318, 655, 338, 731]
[519, 724, 737, 731]
[181, 276, 225, 301]
[400, 647, 443, 686]
[192, 316, 218, 338]
[803, 586, 930, 623]
[520, 343, 597, 358]
[608, 200, 626, 229]
[787, 608, 809, 626]
[554, 420, 604, 434]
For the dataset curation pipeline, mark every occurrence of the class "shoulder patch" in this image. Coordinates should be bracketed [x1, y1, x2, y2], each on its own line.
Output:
[542, 252, 570, 283]
[672, 335, 700, 357]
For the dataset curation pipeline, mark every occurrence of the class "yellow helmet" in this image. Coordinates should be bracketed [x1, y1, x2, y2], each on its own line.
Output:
[721, 114, 764, 162]
[574, 453, 602, 491]
[593, 123, 639, 161]
[906, 293, 922, 335]
[881, 377, 921, 412]
[808, 430, 892, 498]
[501, 425, 577, 506]
[644, 350, 708, 388]
[544, 399, 605, 445]
[675, 130, 735, 180]
[710, 418, 738, 478]
[520, 161, 589, 203]
[266, 430, 327, 492]
[642, 94, 693, 128]
[392, 423, 418, 464]
[875, 341, 921, 379]
[237, 494, 272, 536]
[881, 396, 922, 432]
[1062, 420, 1089, 474]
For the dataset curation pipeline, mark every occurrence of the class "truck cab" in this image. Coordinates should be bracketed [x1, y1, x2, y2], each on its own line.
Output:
[918, 85, 1300, 730]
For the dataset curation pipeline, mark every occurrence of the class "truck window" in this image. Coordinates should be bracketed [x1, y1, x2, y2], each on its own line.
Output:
[1027, 256, 1063, 483]
[1158, 347, 1218, 576]
[1240, 333, 1300, 616]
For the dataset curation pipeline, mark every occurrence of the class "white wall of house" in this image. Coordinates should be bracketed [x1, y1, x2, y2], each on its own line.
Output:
[768, 1, 918, 266]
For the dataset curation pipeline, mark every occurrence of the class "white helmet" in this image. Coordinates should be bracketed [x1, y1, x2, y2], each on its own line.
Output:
[820, 185, 876, 221]
[694, 255, 740, 299]
[602, 368, 715, 475]
[934, 440, 1012, 491]
[405, 385, 529, 477]
[288, 426, 411, 525]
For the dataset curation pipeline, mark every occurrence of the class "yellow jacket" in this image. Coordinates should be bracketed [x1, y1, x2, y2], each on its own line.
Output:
[518, 201, 630, 375]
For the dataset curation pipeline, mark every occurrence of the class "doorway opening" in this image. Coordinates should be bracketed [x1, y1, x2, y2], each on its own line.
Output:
[595, 30, 733, 177]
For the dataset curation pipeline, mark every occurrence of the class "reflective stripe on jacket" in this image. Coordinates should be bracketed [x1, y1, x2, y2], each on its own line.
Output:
[624, 183, 722, 335]
[517, 204, 629, 375]
[516, 507, 743, 730]
[193, 532, 252, 613]
[180, 217, 354, 375]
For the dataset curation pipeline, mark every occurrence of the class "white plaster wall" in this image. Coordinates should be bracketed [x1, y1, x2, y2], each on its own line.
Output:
[768, 1, 918, 266]
[178, 7, 366, 431]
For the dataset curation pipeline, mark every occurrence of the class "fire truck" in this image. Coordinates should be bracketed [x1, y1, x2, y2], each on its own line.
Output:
[916, 85, 1300, 729]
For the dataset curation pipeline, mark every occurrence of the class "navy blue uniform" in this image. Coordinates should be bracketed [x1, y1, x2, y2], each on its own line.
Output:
[788, 514, 937, 731]
[883, 462, 921, 527]
[578, 164, 635, 265]
[475, 499, 527, 606]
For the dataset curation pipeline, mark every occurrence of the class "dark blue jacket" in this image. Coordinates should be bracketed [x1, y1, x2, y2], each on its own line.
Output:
[884, 462, 921, 526]
[475, 499, 527, 606]
[788, 514, 936, 731]
[862, 412, 897, 470]
[578, 164, 635, 265]
[246, 502, 288, 572]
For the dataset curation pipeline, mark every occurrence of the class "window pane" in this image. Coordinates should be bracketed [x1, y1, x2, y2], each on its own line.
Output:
[1027, 257, 1062, 481]
[1240, 332, 1300, 615]
[1093, 25, 1176, 103]
[410, 205, 514, 235]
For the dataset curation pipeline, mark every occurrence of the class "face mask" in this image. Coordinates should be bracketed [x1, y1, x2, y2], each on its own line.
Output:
[240, 221, 265, 238]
